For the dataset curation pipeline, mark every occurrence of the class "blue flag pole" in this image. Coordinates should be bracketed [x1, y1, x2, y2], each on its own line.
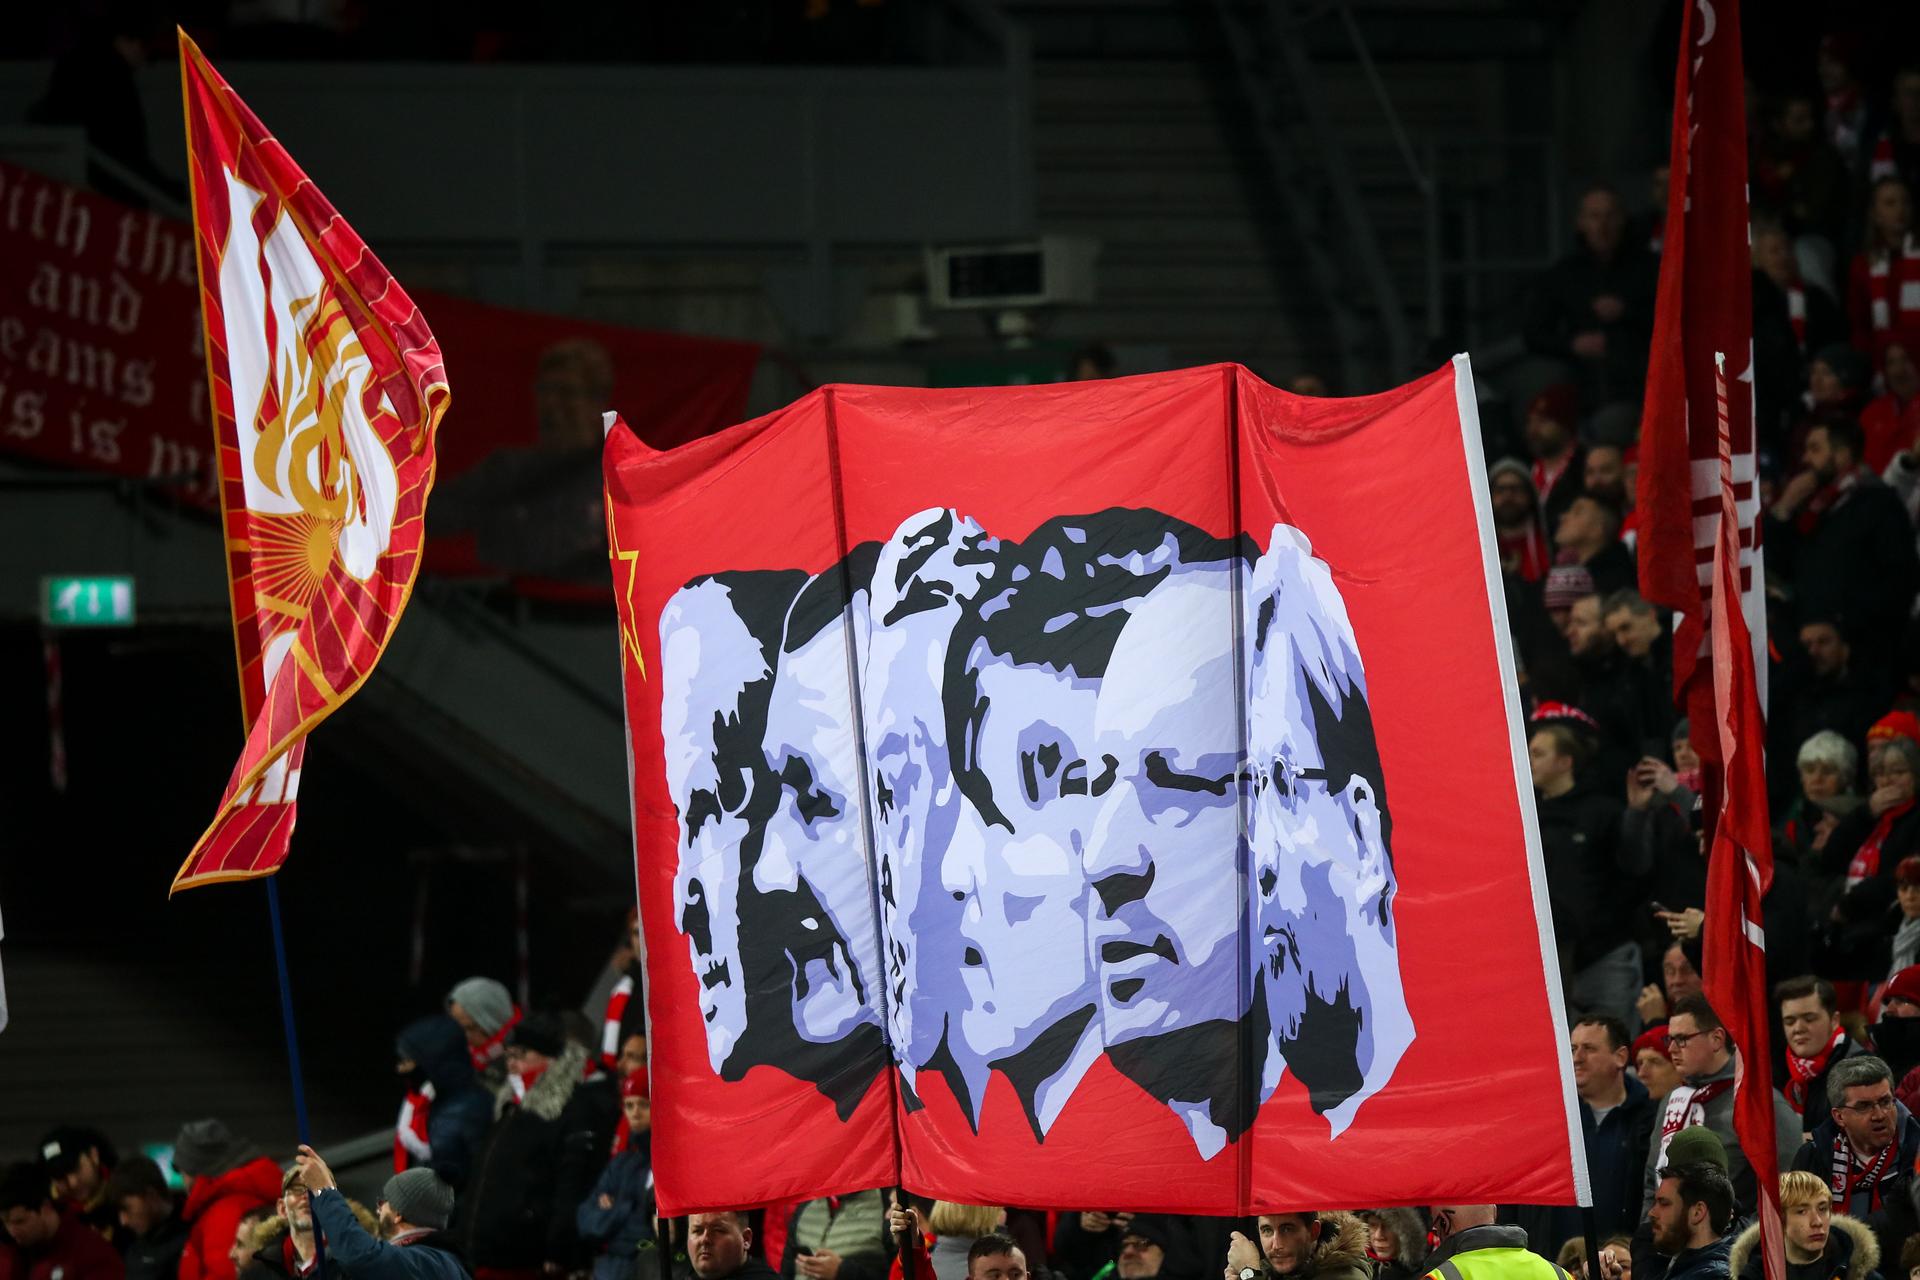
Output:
[265, 876, 314, 1146]
[265, 875, 328, 1274]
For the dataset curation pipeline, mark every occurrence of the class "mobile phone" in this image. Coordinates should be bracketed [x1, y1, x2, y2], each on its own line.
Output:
[1650, 901, 1672, 916]
[796, 1248, 814, 1258]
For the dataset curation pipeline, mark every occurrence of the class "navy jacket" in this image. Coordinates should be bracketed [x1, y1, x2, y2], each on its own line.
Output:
[396, 1015, 494, 1192]
[313, 1190, 469, 1280]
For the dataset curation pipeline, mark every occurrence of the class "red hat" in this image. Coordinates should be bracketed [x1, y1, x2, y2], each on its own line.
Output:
[1530, 700, 1602, 734]
[1633, 1025, 1671, 1060]
[1869, 712, 1920, 750]
[1527, 383, 1579, 429]
[1886, 967, 1920, 1009]
[620, 1070, 649, 1101]
[1899, 856, 1920, 886]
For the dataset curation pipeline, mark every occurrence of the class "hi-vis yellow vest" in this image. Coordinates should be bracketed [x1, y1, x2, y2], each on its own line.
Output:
[1426, 1249, 1574, 1280]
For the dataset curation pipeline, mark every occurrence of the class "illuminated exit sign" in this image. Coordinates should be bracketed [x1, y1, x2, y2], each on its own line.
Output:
[42, 576, 136, 627]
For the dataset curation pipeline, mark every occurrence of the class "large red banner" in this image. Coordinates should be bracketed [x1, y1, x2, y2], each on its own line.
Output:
[605, 359, 1586, 1214]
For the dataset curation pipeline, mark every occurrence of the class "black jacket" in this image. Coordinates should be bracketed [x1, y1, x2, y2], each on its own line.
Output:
[1664, 1237, 1733, 1280]
[1523, 244, 1659, 411]
[126, 1211, 190, 1280]
[1765, 475, 1920, 664]
[1536, 779, 1636, 968]
[451, 1044, 619, 1270]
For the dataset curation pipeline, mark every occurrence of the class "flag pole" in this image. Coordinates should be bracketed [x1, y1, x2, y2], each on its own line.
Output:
[265, 875, 329, 1272]
[264, 876, 314, 1146]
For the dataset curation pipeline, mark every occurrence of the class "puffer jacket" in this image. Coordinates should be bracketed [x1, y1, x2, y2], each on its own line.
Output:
[396, 1014, 495, 1192]
[181, 1158, 285, 1280]
[1728, 1212, 1879, 1280]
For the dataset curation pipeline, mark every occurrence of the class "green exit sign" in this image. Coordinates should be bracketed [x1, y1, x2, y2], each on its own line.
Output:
[42, 576, 136, 627]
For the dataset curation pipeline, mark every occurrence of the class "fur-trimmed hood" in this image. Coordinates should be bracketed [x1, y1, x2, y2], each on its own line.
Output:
[1728, 1213, 1879, 1280]
[1306, 1212, 1373, 1280]
[1366, 1209, 1431, 1271]
[519, 1042, 589, 1122]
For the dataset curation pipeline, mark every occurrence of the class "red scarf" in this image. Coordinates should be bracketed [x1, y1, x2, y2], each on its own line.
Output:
[471, 1007, 522, 1072]
[1851, 800, 1918, 886]
[1655, 1077, 1734, 1166]
[393, 1082, 435, 1171]
[1831, 1129, 1897, 1211]
[1532, 454, 1575, 507]
[1497, 524, 1550, 582]
[1785, 1027, 1846, 1114]
[601, 975, 634, 1072]
[1797, 466, 1869, 537]
[1863, 235, 1920, 345]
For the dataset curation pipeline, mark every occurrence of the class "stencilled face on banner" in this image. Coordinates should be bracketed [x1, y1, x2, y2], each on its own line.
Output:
[758, 595, 883, 1046]
[943, 640, 1100, 1080]
[866, 510, 999, 1080]
[1089, 561, 1246, 1046]
[1246, 525, 1412, 1135]
[660, 577, 782, 1075]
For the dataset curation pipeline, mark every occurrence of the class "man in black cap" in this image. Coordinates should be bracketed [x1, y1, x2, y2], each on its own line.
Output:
[38, 1127, 123, 1249]
[292, 1147, 467, 1280]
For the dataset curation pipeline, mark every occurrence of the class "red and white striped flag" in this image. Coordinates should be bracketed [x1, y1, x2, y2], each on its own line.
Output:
[1703, 353, 1782, 1280]
[1636, 0, 1767, 756]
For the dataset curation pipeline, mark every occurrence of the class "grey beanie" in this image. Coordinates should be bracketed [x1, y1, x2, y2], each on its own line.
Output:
[447, 977, 515, 1034]
[382, 1168, 454, 1230]
[172, 1119, 253, 1179]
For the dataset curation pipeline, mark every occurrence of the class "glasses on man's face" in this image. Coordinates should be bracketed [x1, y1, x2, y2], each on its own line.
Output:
[1667, 1031, 1701, 1048]
[1839, 1094, 1897, 1116]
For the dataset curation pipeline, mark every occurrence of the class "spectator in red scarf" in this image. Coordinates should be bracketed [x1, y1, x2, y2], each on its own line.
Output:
[1490, 459, 1550, 584]
[393, 1015, 492, 1193]
[1788, 1055, 1920, 1268]
[1847, 177, 1920, 372]
[1777, 976, 1870, 1126]
[1583, 445, 1636, 539]
[1866, 69, 1920, 198]
[1755, 219, 1845, 450]
[1522, 386, 1587, 545]
[1643, 996, 1800, 1221]
[1822, 735, 1920, 895]
[1862, 343, 1920, 476]
[1767, 417, 1920, 669]
[446, 977, 520, 1088]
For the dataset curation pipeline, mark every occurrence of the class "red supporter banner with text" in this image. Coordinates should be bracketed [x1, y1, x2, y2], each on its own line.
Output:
[0, 159, 760, 547]
[605, 359, 1588, 1215]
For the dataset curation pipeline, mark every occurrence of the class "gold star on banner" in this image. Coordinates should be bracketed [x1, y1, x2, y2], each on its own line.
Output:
[606, 491, 646, 680]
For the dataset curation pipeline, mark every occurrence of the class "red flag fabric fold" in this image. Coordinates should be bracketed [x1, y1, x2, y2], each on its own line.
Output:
[173, 31, 447, 891]
[1635, 0, 1766, 762]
